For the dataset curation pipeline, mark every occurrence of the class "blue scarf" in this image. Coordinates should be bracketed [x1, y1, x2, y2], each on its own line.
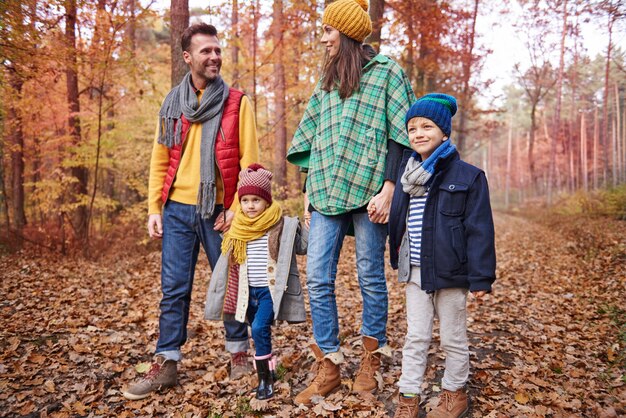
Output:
[401, 140, 457, 197]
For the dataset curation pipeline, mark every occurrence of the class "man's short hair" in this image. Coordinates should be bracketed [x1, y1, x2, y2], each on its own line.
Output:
[181, 23, 218, 52]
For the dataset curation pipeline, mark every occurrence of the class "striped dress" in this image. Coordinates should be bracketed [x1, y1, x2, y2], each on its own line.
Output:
[246, 234, 269, 287]
[407, 192, 428, 266]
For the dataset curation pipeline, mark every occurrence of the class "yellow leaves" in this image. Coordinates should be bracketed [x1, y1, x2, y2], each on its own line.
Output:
[134, 362, 151, 373]
[515, 391, 531, 404]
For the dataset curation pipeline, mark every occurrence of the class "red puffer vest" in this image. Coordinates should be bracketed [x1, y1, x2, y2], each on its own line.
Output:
[161, 88, 244, 210]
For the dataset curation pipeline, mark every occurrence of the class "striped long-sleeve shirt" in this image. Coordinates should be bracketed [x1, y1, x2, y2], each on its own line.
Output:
[408, 193, 428, 266]
[246, 234, 269, 287]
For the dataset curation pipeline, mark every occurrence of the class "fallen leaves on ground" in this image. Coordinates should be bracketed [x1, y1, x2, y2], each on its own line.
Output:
[0, 211, 624, 417]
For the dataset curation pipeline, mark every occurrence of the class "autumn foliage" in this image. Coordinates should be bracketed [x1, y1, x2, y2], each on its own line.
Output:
[0, 212, 625, 416]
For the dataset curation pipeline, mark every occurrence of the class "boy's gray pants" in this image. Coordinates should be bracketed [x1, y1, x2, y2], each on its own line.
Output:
[398, 267, 469, 395]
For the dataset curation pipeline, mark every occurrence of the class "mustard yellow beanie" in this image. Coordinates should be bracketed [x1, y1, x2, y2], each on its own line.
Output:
[322, 0, 372, 43]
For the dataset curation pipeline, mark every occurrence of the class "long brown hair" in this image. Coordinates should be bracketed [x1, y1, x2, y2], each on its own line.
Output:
[321, 34, 372, 99]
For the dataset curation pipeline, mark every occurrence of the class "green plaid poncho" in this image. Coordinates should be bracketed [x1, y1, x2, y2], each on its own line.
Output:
[287, 54, 415, 215]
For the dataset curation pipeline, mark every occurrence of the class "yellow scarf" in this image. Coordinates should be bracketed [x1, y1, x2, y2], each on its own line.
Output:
[221, 201, 283, 264]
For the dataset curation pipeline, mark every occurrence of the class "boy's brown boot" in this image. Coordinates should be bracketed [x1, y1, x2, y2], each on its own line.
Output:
[294, 345, 341, 406]
[426, 388, 469, 418]
[394, 394, 420, 418]
[122, 355, 177, 400]
[352, 336, 382, 392]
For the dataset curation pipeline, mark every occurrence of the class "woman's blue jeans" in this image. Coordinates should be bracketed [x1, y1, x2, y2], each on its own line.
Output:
[156, 201, 249, 361]
[246, 286, 274, 357]
[306, 210, 388, 354]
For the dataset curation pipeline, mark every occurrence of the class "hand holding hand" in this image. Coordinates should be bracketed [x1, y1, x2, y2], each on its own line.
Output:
[214, 209, 235, 233]
[367, 181, 395, 224]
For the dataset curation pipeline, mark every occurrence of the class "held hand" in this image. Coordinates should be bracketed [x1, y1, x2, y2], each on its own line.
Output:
[303, 192, 311, 229]
[148, 214, 163, 239]
[367, 181, 395, 224]
[471, 290, 487, 302]
[214, 209, 235, 233]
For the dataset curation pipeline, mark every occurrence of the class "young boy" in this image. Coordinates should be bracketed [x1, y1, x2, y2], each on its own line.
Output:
[204, 164, 307, 400]
[388, 94, 496, 418]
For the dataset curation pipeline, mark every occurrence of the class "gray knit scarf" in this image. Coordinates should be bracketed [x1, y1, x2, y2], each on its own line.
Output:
[401, 141, 457, 197]
[158, 72, 229, 219]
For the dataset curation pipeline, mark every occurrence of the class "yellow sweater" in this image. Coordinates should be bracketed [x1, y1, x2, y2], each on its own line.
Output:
[148, 93, 259, 215]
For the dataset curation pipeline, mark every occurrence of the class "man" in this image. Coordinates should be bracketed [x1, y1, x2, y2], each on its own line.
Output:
[122, 23, 259, 400]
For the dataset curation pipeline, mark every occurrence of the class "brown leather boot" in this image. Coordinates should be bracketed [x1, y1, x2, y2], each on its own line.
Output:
[122, 355, 177, 400]
[426, 389, 469, 418]
[352, 336, 382, 392]
[294, 345, 341, 406]
[394, 394, 420, 418]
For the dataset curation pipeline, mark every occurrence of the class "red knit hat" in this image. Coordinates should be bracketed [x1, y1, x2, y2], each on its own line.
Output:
[238, 163, 273, 204]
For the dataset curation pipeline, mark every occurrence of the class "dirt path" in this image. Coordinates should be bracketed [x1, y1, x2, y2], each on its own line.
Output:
[0, 212, 624, 417]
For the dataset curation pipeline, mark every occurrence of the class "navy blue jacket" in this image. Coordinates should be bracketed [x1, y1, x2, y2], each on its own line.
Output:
[389, 149, 496, 292]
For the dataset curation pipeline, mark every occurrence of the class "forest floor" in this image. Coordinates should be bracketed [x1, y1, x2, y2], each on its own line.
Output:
[0, 211, 625, 417]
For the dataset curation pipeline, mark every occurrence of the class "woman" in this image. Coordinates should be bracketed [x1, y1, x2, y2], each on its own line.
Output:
[286, 0, 416, 406]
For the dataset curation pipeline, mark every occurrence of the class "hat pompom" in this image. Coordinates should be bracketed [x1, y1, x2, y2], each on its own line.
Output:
[238, 163, 273, 204]
[355, 0, 369, 12]
[322, 0, 372, 42]
[247, 163, 267, 172]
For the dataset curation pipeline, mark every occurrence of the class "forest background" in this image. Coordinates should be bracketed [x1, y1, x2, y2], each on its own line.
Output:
[1, 0, 625, 252]
[1, 1, 626, 417]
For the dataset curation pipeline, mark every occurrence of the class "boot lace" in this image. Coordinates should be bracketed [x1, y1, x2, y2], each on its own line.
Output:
[143, 362, 162, 381]
[312, 360, 329, 384]
[395, 395, 419, 418]
[357, 351, 378, 378]
[439, 390, 457, 411]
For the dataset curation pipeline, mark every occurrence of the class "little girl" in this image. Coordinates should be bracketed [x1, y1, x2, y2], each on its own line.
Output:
[205, 164, 307, 400]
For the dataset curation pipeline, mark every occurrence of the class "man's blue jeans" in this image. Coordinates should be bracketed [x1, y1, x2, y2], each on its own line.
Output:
[246, 286, 274, 357]
[307, 210, 388, 354]
[156, 201, 249, 361]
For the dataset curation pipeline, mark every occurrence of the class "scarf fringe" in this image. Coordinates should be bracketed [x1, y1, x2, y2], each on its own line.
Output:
[157, 72, 229, 217]
[196, 181, 216, 219]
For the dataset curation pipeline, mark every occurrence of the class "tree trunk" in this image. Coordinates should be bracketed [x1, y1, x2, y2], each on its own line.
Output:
[170, 0, 189, 87]
[365, 0, 384, 52]
[126, 0, 137, 56]
[0, 136, 9, 236]
[505, 117, 512, 209]
[548, 0, 567, 205]
[529, 103, 537, 188]
[593, 108, 599, 189]
[252, 0, 259, 117]
[614, 83, 621, 183]
[601, 10, 614, 185]
[231, 0, 239, 87]
[581, 113, 588, 192]
[65, 0, 89, 242]
[8, 74, 26, 231]
[272, 0, 287, 197]
[456, 0, 479, 153]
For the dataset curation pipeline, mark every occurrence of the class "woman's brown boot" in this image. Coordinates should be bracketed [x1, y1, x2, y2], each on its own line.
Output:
[294, 345, 341, 406]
